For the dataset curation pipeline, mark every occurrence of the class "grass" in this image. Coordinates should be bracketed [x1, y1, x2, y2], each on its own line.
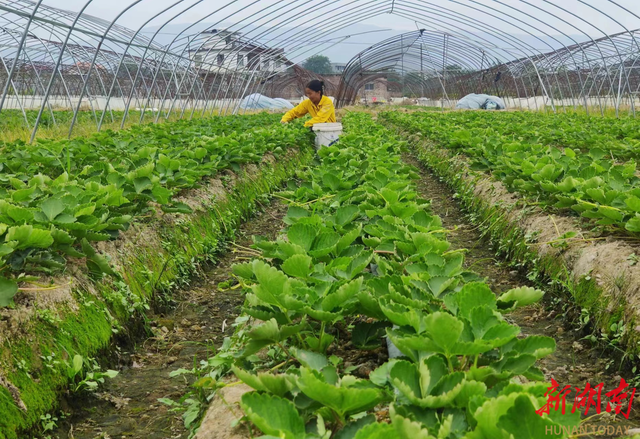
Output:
[533, 104, 640, 118]
[387, 122, 640, 376]
[0, 144, 314, 439]
[0, 108, 276, 143]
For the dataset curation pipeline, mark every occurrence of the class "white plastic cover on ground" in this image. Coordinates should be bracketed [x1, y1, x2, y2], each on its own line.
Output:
[239, 93, 294, 110]
[455, 93, 506, 110]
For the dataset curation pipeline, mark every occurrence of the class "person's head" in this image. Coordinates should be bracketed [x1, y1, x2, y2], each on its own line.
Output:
[305, 79, 324, 104]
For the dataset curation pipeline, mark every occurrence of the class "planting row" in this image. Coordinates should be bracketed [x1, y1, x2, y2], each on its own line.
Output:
[391, 110, 640, 159]
[0, 109, 159, 132]
[381, 111, 640, 236]
[0, 112, 283, 185]
[0, 139, 315, 438]
[194, 113, 573, 438]
[0, 113, 311, 306]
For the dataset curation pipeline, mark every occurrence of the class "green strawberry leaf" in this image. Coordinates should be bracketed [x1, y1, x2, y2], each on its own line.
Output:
[497, 287, 544, 308]
[352, 321, 390, 350]
[240, 392, 305, 439]
[6, 225, 54, 249]
[41, 198, 66, 222]
[497, 394, 562, 439]
[0, 277, 19, 307]
[232, 366, 295, 397]
[281, 254, 313, 279]
[321, 277, 363, 312]
[287, 223, 317, 251]
[246, 318, 306, 343]
[335, 205, 360, 227]
[297, 367, 384, 417]
[353, 423, 395, 438]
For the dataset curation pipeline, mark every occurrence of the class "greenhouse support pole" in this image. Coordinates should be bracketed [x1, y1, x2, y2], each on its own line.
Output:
[442, 34, 447, 110]
[401, 34, 404, 99]
[140, 0, 256, 125]
[420, 38, 424, 97]
[69, 1, 143, 138]
[232, 67, 260, 115]
[3, 31, 57, 131]
[616, 64, 623, 117]
[0, 54, 29, 128]
[24, 33, 61, 132]
[530, 62, 555, 113]
[478, 49, 486, 93]
[97, 0, 190, 132]
[0, 0, 44, 115]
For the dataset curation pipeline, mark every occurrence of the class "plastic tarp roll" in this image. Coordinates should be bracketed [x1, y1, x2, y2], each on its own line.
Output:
[273, 98, 295, 108]
[455, 93, 506, 110]
[239, 93, 294, 110]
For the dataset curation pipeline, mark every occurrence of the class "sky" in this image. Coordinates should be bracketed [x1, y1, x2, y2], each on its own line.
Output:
[35, 0, 640, 63]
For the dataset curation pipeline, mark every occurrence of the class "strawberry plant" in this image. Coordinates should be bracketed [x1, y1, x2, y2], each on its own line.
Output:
[0, 113, 312, 306]
[382, 110, 640, 236]
[382, 110, 640, 160]
[196, 113, 574, 438]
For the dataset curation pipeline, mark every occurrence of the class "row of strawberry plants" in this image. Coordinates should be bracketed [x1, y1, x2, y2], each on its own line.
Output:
[0, 113, 283, 190]
[0, 139, 316, 439]
[0, 109, 160, 132]
[381, 110, 640, 236]
[390, 110, 640, 159]
[198, 112, 573, 438]
[0, 114, 311, 306]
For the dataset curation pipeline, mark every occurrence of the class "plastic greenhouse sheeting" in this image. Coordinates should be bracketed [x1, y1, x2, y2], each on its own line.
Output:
[455, 93, 506, 110]
[239, 93, 294, 110]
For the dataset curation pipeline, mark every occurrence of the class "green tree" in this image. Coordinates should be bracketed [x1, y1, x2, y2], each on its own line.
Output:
[303, 55, 332, 74]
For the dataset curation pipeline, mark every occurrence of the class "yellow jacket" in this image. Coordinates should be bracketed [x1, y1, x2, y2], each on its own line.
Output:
[281, 95, 336, 127]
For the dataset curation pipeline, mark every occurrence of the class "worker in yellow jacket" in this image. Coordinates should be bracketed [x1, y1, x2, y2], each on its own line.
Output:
[281, 80, 336, 127]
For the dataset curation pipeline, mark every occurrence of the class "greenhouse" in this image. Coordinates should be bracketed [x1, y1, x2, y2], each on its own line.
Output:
[2, 1, 640, 438]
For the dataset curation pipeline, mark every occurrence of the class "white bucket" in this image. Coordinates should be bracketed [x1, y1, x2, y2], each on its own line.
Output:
[312, 122, 343, 149]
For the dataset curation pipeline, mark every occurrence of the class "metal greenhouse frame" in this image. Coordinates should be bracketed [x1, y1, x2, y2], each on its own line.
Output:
[2, 0, 640, 141]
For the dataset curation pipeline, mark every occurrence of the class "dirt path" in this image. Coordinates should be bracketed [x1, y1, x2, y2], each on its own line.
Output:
[45, 152, 640, 438]
[50, 199, 288, 439]
[403, 153, 640, 438]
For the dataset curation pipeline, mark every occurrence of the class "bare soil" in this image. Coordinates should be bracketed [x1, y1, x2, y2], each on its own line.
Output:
[43, 152, 640, 439]
[195, 383, 253, 439]
[49, 199, 289, 439]
[198, 154, 640, 439]
[413, 138, 640, 347]
[403, 153, 640, 438]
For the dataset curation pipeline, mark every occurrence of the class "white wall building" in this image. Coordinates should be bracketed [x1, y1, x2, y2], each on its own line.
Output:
[331, 62, 347, 74]
[189, 29, 291, 74]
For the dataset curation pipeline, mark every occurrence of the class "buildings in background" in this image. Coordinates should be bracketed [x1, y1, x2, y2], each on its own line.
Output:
[323, 74, 402, 104]
[188, 29, 292, 74]
[331, 62, 347, 74]
[187, 31, 401, 103]
[273, 74, 402, 104]
[358, 77, 402, 103]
